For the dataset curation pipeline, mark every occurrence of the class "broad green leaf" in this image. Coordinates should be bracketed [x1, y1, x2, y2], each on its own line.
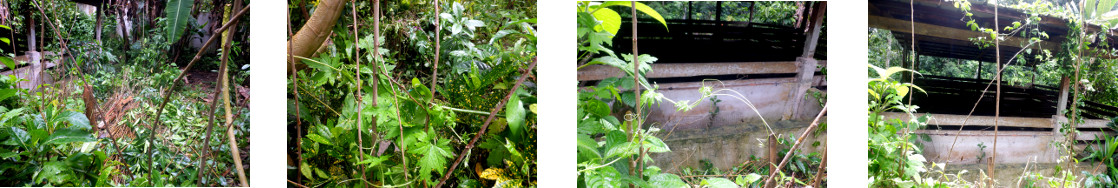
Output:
[163, 0, 194, 43]
[642, 135, 670, 153]
[505, 93, 526, 139]
[463, 20, 485, 31]
[43, 128, 95, 145]
[36, 161, 72, 185]
[306, 134, 332, 145]
[63, 111, 91, 130]
[600, 1, 669, 31]
[649, 173, 688, 188]
[736, 173, 762, 185]
[408, 139, 455, 176]
[605, 141, 638, 159]
[0, 89, 16, 103]
[896, 85, 909, 99]
[8, 127, 28, 146]
[300, 162, 312, 180]
[577, 134, 601, 161]
[0, 57, 13, 70]
[592, 8, 621, 36]
[701, 177, 739, 188]
[356, 155, 390, 169]
[410, 77, 433, 101]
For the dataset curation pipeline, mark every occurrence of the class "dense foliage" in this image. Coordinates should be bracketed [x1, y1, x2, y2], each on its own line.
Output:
[287, 0, 537, 187]
[0, 0, 251, 186]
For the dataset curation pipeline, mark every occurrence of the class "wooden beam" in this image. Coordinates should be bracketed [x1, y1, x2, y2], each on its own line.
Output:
[1057, 77, 1070, 115]
[880, 112, 1051, 128]
[881, 112, 1110, 129]
[577, 61, 800, 81]
[868, 15, 1047, 50]
[801, 2, 826, 58]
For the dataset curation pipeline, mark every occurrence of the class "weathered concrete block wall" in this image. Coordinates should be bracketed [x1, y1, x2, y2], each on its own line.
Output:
[649, 120, 826, 173]
[649, 77, 825, 131]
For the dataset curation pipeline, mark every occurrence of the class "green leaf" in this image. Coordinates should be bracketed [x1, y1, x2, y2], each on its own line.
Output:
[577, 134, 602, 161]
[306, 134, 332, 145]
[408, 139, 455, 176]
[736, 173, 763, 185]
[36, 161, 73, 185]
[0, 89, 17, 105]
[605, 141, 638, 159]
[642, 135, 670, 153]
[0, 57, 12, 70]
[649, 173, 688, 188]
[505, 93, 526, 139]
[701, 177, 739, 188]
[356, 155, 389, 169]
[43, 128, 95, 145]
[163, 0, 194, 43]
[592, 8, 621, 36]
[601, 1, 669, 31]
[8, 127, 28, 146]
[300, 162, 313, 180]
[410, 77, 433, 101]
[63, 111, 91, 130]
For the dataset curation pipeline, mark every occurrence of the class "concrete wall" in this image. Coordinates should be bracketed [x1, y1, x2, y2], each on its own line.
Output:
[649, 119, 826, 173]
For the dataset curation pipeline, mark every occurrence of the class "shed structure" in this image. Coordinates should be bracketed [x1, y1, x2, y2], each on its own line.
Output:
[579, 2, 828, 171]
[870, 0, 1118, 168]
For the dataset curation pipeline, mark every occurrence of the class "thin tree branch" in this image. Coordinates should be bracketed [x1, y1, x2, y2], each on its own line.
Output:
[434, 59, 537, 188]
[430, 0, 440, 104]
[763, 105, 827, 187]
[351, 0, 367, 187]
[148, 4, 250, 182]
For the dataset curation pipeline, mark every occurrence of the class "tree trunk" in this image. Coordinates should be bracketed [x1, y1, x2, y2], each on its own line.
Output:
[287, 0, 346, 75]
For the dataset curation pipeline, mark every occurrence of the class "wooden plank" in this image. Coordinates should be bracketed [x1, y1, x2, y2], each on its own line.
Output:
[868, 15, 1047, 50]
[577, 61, 800, 81]
[880, 112, 1054, 128]
[912, 130, 1059, 164]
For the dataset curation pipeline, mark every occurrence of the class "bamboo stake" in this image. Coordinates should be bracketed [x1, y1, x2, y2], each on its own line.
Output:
[224, 1, 247, 185]
[630, 2, 646, 185]
[763, 105, 827, 187]
[989, 4, 1001, 187]
[350, 0, 367, 187]
[197, 2, 243, 184]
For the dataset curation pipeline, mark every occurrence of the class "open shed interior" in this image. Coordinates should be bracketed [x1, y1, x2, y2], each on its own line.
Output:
[870, 0, 1118, 182]
[580, 1, 828, 171]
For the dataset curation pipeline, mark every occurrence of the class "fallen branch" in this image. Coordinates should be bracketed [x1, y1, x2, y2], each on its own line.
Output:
[763, 105, 827, 187]
[434, 58, 537, 188]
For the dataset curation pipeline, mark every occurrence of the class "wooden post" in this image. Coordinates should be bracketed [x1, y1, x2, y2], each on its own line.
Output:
[715, 1, 722, 22]
[976, 60, 982, 79]
[786, 57, 817, 119]
[1057, 77, 1070, 115]
[800, 2, 826, 58]
[28, 12, 35, 52]
[766, 134, 778, 188]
